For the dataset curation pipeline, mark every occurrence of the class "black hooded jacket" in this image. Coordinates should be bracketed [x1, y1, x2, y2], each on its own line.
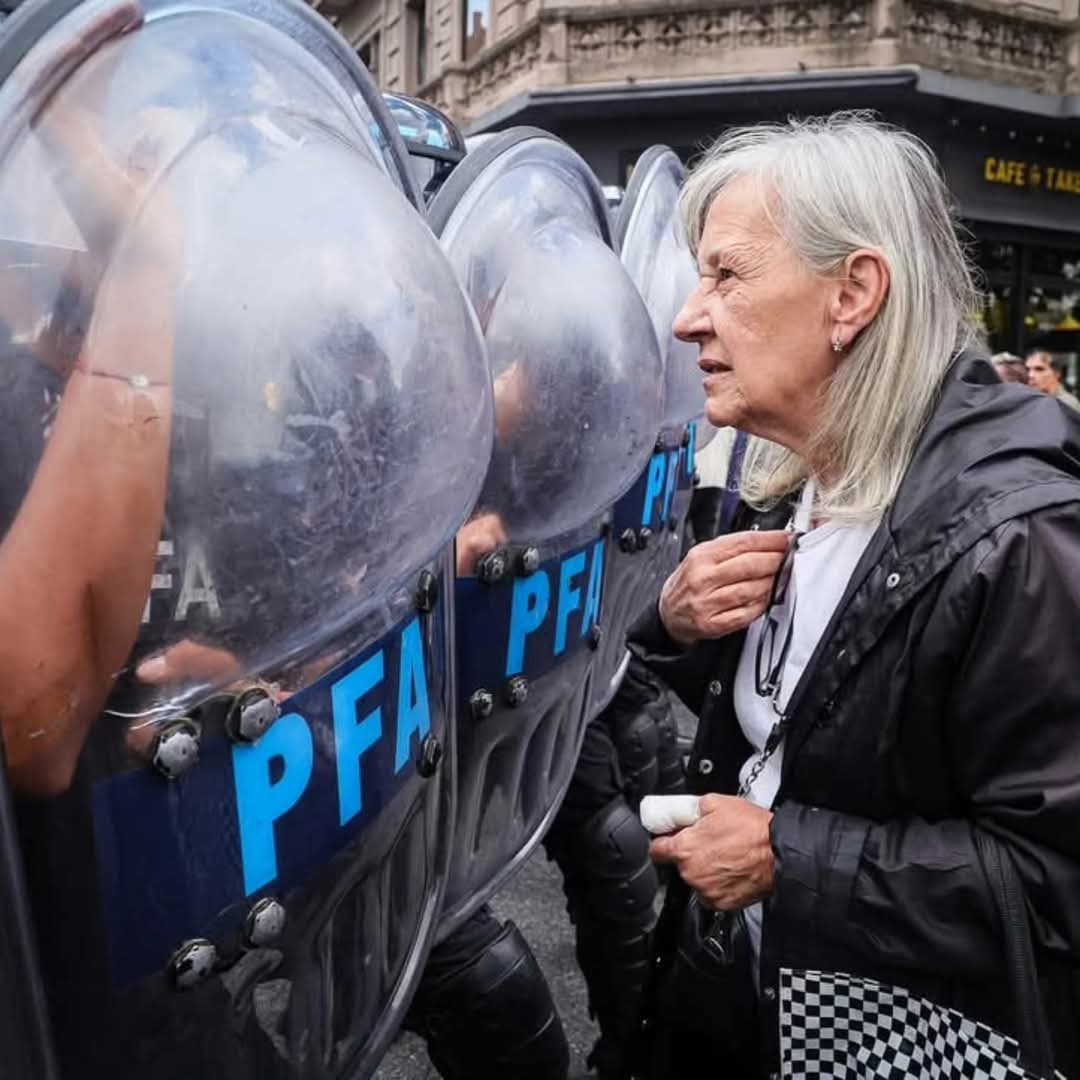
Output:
[628, 354, 1080, 1077]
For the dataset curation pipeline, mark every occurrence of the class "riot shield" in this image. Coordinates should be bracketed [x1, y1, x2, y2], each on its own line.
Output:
[590, 146, 712, 715]
[0, 1, 492, 1077]
[428, 128, 663, 935]
[382, 93, 465, 205]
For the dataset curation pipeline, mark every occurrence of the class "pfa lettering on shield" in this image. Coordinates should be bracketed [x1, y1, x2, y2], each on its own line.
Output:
[505, 538, 604, 678]
[231, 615, 433, 896]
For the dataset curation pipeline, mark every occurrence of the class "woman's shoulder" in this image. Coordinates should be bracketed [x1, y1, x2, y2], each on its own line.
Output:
[935, 500, 1080, 619]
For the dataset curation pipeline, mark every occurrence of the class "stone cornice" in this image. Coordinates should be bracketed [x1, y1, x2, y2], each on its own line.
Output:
[412, 0, 1078, 118]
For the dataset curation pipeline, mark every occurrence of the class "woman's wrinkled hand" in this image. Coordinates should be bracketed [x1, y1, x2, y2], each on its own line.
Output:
[658, 529, 790, 647]
[649, 793, 775, 911]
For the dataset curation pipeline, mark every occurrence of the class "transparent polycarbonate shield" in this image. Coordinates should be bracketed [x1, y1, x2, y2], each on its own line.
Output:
[0, 0, 491, 726]
[383, 92, 465, 203]
[616, 146, 714, 445]
[0, 0, 491, 1076]
[431, 128, 664, 545]
[428, 129, 661, 935]
[588, 147, 713, 723]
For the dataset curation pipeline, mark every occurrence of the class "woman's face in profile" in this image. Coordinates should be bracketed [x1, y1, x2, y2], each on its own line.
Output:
[671, 176, 841, 453]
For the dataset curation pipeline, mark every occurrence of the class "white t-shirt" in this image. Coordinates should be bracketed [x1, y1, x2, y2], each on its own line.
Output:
[733, 485, 879, 968]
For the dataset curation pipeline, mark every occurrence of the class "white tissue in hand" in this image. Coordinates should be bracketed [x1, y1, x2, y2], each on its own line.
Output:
[639, 795, 702, 835]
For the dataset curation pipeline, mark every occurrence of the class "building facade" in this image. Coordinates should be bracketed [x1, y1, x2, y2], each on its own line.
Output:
[315, 0, 1080, 366]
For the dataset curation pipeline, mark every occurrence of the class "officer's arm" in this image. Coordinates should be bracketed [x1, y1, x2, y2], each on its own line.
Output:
[0, 79, 183, 795]
[0, 235, 177, 796]
[0, 351, 173, 797]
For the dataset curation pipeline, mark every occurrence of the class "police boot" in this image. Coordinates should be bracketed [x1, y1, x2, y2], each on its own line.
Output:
[408, 912, 570, 1080]
[550, 796, 659, 1080]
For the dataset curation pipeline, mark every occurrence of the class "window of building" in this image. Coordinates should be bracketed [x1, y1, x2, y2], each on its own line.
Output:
[969, 227, 1079, 389]
[463, 0, 488, 60]
[358, 32, 381, 83]
[407, 0, 428, 88]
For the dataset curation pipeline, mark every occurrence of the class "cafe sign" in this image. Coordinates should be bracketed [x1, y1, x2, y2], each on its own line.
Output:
[983, 156, 1080, 195]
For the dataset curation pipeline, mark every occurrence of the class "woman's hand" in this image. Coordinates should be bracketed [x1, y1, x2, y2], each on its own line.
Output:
[649, 793, 775, 910]
[658, 530, 790, 647]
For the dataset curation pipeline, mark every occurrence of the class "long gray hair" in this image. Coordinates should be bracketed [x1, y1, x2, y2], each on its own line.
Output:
[679, 113, 981, 521]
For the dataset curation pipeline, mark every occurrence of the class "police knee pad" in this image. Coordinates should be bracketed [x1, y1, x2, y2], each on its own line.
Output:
[410, 920, 569, 1080]
[613, 655, 666, 716]
[652, 707, 687, 797]
[574, 796, 659, 927]
[610, 708, 661, 804]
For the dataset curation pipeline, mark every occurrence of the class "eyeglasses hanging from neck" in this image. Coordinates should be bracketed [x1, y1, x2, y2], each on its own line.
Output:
[753, 478, 815, 715]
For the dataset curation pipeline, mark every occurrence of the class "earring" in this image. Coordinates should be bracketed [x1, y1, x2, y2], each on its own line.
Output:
[832, 334, 844, 353]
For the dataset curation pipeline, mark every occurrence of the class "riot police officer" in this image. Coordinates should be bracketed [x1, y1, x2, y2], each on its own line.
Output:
[386, 102, 680, 1080]
[0, 9, 491, 1080]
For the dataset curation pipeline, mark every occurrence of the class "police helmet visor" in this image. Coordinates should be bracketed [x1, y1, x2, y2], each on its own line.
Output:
[617, 146, 715, 446]
[430, 128, 663, 543]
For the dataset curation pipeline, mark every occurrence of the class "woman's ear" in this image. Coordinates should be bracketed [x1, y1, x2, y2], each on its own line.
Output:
[831, 249, 890, 345]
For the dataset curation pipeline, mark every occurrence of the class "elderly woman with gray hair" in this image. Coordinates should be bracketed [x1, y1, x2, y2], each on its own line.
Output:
[628, 114, 1080, 1080]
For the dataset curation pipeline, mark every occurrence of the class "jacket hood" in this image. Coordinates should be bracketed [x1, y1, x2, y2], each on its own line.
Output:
[888, 353, 1080, 558]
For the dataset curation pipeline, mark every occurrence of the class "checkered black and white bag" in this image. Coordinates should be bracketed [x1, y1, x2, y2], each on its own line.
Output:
[779, 969, 1066, 1080]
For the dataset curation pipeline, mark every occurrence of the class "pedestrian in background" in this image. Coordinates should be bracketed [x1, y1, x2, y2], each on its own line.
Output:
[1026, 349, 1080, 411]
[991, 350, 1029, 384]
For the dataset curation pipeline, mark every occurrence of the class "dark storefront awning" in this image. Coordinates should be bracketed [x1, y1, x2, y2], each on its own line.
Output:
[468, 64, 1080, 237]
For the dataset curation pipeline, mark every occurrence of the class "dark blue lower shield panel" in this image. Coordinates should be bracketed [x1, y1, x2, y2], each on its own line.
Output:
[15, 558, 455, 1080]
[439, 525, 604, 935]
[591, 424, 694, 716]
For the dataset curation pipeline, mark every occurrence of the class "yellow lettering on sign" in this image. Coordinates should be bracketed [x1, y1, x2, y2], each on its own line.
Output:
[984, 157, 1080, 195]
[983, 157, 1028, 186]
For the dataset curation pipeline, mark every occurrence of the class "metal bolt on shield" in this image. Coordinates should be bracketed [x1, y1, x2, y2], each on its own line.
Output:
[245, 898, 286, 948]
[152, 721, 200, 780]
[226, 687, 280, 745]
[476, 549, 509, 585]
[470, 688, 495, 719]
[504, 676, 529, 707]
[417, 734, 443, 778]
[517, 546, 541, 576]
[170, 938, 217, 990]
[415, 569, 438, 613]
